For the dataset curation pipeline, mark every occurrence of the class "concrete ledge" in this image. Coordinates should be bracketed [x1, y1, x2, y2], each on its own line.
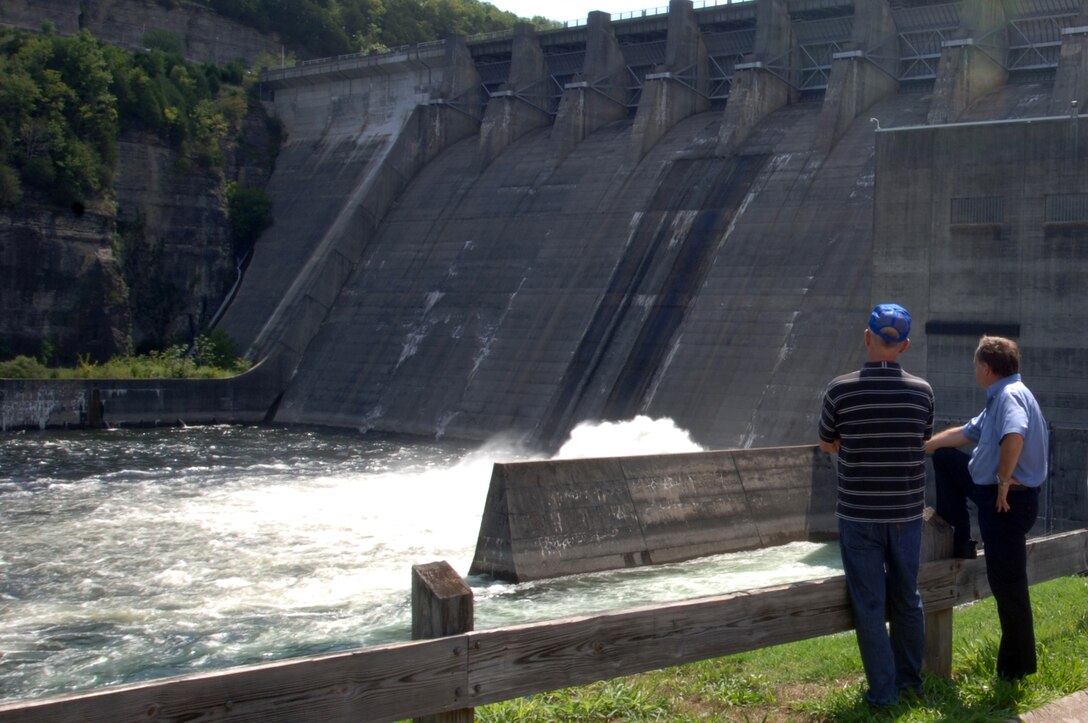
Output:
[1020, 689, 1088, 722]
[0, 360, 282, 431]
[469, 445, 837, 582]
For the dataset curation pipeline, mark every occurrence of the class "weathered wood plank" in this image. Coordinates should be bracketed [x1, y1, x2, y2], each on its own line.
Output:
[458, 527, 1087, 709]
[921, 529, 1088, 613]
[0, 637, 469, 723]
[459, 575, 856, 707]
[1, 529, 1083, 723]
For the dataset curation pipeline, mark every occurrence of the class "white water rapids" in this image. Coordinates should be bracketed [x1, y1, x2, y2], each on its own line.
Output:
[0, 417, 840, 702]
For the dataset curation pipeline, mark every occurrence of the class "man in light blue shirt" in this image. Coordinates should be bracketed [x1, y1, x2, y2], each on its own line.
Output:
[926, 336, 1048, 681]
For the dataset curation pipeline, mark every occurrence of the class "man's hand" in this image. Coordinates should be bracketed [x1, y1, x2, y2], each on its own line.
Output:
[995, 433, 1025, 513]
[819, 438, 841, 455]
[995, 477, 1021, 513]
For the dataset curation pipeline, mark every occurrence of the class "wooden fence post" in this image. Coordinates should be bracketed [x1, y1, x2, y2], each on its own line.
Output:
[412, 561, 475, 723]
[921, 508, 954, 677]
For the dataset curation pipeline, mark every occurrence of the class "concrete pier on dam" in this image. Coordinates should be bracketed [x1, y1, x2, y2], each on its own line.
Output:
[2, 0, 1087, 527]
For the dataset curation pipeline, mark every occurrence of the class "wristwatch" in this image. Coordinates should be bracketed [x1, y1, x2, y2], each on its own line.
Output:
[995, 473, 1010, 486]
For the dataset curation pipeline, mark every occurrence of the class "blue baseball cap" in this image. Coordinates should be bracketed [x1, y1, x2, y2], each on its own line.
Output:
[868, 303, 911, 343]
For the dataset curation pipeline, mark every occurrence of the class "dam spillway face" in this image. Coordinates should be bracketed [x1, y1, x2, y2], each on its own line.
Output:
[225, 0, 1086, 456]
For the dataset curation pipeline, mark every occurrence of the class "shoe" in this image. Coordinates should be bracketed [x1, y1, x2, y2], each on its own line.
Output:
[953, 539, 977, 559]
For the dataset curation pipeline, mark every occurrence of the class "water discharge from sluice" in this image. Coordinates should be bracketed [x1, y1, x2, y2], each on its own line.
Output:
[0, 418, 841, 702]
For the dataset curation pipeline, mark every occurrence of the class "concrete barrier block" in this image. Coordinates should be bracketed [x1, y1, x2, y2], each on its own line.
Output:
[470, 446, 836, 582]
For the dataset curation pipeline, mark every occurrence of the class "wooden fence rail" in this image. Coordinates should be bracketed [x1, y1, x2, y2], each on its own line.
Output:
[1, 528, 1085, 723]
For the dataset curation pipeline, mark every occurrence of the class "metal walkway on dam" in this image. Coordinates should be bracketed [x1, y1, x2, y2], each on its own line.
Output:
[275, 0, 1084, 107]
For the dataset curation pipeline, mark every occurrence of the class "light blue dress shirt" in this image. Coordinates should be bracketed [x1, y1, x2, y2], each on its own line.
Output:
[963, 373, 1049, 487]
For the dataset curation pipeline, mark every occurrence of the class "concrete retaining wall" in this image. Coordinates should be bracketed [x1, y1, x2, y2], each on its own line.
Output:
[0, 362, 282, 431]
[469, 445, 837, 582]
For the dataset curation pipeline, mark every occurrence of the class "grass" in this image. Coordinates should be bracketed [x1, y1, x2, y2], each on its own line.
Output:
[474, 574, 1088, 722]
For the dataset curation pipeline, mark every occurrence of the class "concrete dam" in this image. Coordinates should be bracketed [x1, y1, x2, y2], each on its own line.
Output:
[210, 0, 1087, 452]
[3, 0, 1086, 532]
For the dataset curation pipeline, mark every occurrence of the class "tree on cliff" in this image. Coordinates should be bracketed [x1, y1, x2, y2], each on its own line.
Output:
[0, 26, 273, 363]
[0, 27, 117, 208]
[0, 25, 260, 210]
[192, 0, 540, 57]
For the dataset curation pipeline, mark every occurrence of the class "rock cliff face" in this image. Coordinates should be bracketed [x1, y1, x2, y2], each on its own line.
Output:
[113, 134, 234, 352]
[0, 200, 129, 363]
[0, 102, 276, 365]
[0, 0, 285, 67]
[0, 0, 80, 35]
[0, 2, 280, 364]
[114, 102, 276, 352]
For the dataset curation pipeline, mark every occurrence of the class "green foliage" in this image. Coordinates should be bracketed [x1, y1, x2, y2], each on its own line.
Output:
[191, 329, 241, 369]
[193, 0, 526, 58]
[143, 27, 185, 55]
[110, 45, 245, 168]
[0, 27, 258, 210]
[0, 333, 251, 379]
[479, 679, 672, 722]
[378, 0, 520, 47]
[0, 355, 51, 379]
[63, 344, 244, 379]
[227, 182, 273, 256]
[0, 28, 118, 206]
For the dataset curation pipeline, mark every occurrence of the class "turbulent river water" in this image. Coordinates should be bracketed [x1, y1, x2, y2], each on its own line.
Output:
[0, 419, 841, 703]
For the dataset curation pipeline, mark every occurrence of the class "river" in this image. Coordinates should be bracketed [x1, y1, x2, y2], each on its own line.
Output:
[0, 418, 841, 702]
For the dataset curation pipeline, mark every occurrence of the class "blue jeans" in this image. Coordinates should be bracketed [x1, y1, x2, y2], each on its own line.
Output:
[838, 517, 925, 706]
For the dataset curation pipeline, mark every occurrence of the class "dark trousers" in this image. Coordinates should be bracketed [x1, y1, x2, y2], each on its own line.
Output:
[932, 448, 1040, 680]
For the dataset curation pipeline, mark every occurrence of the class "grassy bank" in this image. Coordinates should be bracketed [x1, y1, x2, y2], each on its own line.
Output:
[476, 574, 1088, 722]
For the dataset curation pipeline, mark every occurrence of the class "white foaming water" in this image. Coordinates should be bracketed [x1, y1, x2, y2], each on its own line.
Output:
[554, 415, 703, 459]
[0, 421, 840, 703]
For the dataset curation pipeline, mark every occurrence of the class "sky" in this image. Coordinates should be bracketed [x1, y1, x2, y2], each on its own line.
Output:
[488, 0, 671, 26]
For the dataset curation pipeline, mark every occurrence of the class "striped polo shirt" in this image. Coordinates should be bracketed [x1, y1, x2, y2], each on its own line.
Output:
[818, 361, 935, 522]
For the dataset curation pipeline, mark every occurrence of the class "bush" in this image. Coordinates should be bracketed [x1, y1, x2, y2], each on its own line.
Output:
[191, 330, 243, 369]
[0, 355, 52, 378]
[0, 29, 118, 206]
[143, 28, 185, 56]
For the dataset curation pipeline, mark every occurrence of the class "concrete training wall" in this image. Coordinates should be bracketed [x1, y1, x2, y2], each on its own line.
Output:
[0, 363, 281, 431]
[469, 445, 837, 582]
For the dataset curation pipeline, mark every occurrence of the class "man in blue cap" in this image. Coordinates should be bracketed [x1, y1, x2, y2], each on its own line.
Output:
[926, 335, 1048, 681]
[818, 303, 935, 707]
